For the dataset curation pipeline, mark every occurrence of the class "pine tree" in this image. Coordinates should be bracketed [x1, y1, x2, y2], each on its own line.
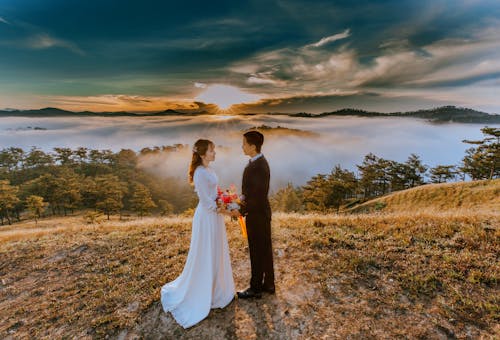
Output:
[53, 147, 74, 166]
[357, 153, 392, 197]
[281, 184, 302, 212]
[302, 174, 329, 211]
[271, 183, 302, 212]
[158, 200, 174, 216]
[73, 147, 88, 164]
[24, 173, 60, 215]
[95, 175, 127, 220]
[0, 180, 20, 225]
[58, 167, 82, 215]
[325, 165, 358, 212]
[387, 161, 409, 192]
[25, 147, 53, 169]
[404, 154, 427, 187]
[26, 195, 46, 224]
[430, 165, 457, 183]
[130, 183, 157, 217]
[462, 127, 500, 180]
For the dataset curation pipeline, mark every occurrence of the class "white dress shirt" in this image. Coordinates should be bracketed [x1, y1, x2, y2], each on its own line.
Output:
[249, 153, 263, 163]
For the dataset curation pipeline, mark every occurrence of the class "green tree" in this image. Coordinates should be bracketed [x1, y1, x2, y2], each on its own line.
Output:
[95, 175, 128, 220]
[404, 154, 428, 187]
[325, 165, 358, 212]
[357, 153, 392, 198]
[158, 200, 174, 216]
[21, 147, 54, 182]
[151, 177, 197, 213]
[302, 165, 358, 212]
[73, 147, 88, 164]
[430, 165, 457, 183]
[0, 148, 16, 172]
[80, 176, 98, 209]
[25, 147, 53, 168]
[26, 195, 47, 224]
[58, 168, 82, 215]
[85, 149, 114, 176]
[53, 147, 74, 166]
[302, 174, 329, 211]
[462, 127, 500, 180]
[130, 182, 157, 217]
[387, 161, 408, 192]
[23, 173, 59, 215]
[0, 180, 20, 225]
[271, 183, 303, 212]
[0, 147, 25, 184]
[115, 149, 138, 169]
[24, 168, 82, 215]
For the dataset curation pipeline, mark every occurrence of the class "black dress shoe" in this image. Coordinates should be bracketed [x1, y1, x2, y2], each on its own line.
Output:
[237, 288, 262, 299]
[263, 287, 275, 294]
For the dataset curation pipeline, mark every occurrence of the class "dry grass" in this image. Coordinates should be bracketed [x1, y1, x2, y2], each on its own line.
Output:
[350, 179, 500, 213]
[0, 215, 192, 243]
[1, 210, 499, 339]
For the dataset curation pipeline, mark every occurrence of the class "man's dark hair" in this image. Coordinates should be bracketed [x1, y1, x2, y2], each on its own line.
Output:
[244, 131, 264, 153]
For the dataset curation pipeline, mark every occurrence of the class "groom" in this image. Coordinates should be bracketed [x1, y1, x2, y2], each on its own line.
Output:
[233, 131, 275, 299]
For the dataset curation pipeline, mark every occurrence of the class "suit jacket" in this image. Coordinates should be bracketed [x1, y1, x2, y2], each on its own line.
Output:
[241, 156, 271, 218]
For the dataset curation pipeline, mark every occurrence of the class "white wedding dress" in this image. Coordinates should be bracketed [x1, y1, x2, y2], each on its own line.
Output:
[161, 165, 235, 328]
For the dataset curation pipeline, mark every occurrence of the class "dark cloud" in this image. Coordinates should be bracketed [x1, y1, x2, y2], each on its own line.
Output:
[0, 0, 499, 112]
[235, 92, 451, 114]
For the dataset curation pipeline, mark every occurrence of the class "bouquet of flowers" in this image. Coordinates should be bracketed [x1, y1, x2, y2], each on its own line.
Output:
[216, 185, 247, 238]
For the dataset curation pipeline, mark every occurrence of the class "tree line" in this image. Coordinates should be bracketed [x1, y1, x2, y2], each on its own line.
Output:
[0, 127, 498, 224]
[271, 127, 499, 213]
[0, 145, 196, 225]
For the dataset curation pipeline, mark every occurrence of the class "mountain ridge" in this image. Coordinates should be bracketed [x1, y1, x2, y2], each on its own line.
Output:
[1, 105, 499, 123]
[291, 105, 500, 123]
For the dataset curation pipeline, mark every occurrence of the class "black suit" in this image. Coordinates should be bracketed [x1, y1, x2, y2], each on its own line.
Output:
[241, 155, 275, 292]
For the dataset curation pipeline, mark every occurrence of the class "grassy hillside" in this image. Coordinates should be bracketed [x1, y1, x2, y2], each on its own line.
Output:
[350, 179, 500, 214]
[0, 208, 498, 339]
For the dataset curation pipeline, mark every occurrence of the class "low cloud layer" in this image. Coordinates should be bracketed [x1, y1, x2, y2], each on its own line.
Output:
[0, 115, 491, 191]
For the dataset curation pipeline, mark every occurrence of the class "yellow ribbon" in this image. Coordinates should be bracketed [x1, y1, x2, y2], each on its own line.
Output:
[238, 215, 247, 238]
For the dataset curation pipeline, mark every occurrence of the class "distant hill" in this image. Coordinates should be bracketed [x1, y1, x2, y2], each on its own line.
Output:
[291, 106, 500, 123]
[1, 105, 499, 123]
[243, 125, 319, 137]
[0, 107, 188, 117]
[400, 106, 500, 123]
[349, 179, 500, 213]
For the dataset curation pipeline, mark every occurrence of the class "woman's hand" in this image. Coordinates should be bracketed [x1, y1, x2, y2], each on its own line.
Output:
[217, 207, 231, 215]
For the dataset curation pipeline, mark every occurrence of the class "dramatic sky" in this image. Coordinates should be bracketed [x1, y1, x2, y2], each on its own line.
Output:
[1, 0, 500, 113]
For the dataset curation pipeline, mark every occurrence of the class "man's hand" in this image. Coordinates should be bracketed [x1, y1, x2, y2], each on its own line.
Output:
[230, 209, 240, 218]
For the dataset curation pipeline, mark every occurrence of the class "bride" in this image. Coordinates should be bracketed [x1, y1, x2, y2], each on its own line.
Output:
[161, 139, 235, 328]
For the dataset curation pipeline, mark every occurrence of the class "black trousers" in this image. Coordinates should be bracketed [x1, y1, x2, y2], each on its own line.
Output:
[246, 213, 275, 291]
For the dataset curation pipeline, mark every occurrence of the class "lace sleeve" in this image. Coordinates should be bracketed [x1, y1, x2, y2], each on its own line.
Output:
[194, 168, 218, 212]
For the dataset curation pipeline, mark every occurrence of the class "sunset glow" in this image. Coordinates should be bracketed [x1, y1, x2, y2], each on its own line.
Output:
[195, 84, 260, 110]
[1, 1, 500, 113]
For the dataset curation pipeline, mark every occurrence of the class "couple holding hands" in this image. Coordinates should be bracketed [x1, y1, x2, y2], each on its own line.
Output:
[160, 131, 275, 328]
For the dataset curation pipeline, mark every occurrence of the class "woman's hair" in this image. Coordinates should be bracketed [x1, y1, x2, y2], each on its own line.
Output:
[188, 139, 214, 184]
[243, 130, 264, 153]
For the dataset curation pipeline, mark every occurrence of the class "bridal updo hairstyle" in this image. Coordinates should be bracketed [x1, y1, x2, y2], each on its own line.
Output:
[243, 130, 264, 153]
[189, 139, 214, 184]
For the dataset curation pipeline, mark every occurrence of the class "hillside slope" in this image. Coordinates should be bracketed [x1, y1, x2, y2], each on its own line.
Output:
[350, 179, 500, 213]
[1, 210, 499, 339]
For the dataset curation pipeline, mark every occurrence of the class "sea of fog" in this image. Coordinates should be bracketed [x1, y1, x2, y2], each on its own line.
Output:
[1, 115, 495, 191]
